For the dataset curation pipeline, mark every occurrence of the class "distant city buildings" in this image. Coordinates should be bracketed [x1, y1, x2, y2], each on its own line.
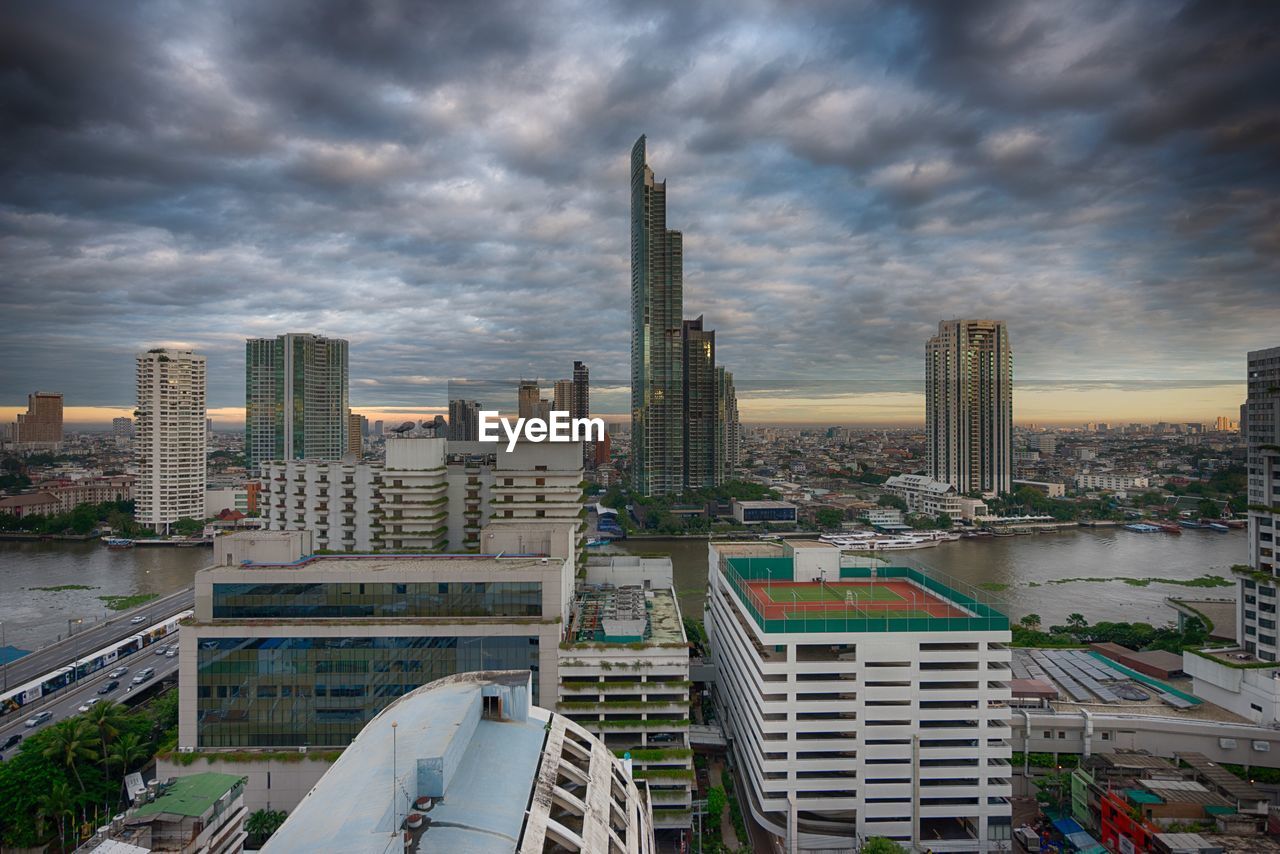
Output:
[447, 398, 481, 441]
[517, 379, 542, 419]
[135, 348, 206, 533]
[111, 416, 133, 438]
[716, 367, 740, 482]
[926, 319, 1013, 496]
[10, 391, 63, 449]
[245, 333, 349, 472]
[630, 136, 739, 495]
[346, 411, 363, 455]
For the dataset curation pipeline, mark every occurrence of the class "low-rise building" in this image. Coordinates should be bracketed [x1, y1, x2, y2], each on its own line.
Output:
[1075, 472, 1150, 491]
[731, 499, 797, 525]
[1011, 479, 1066, 498]
[883, 473, 962, 518]
[79, 772, 247, 854]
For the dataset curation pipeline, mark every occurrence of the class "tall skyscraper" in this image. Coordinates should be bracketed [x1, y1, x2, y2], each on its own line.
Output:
[631, 135, 684, 496]
[11, 391, 63, 448]
[448, 399, 481, 441]
[372, 419, 383, 437]
[135, 349, 206, 533]
[552, 379, 574, 413]
[112, 416, 133, 438]
[682, 316, 716, 489]
[245, 333, 349, 472]
[571, 361, 589, 421]
[925, 319, 1013, 496]
[716, 367, 739, 482]
[517, 379, 541, 419]
[1240, 345, 1280, 660]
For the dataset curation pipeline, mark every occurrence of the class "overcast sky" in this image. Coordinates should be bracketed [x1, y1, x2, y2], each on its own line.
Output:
[1, 0, 1277, 426]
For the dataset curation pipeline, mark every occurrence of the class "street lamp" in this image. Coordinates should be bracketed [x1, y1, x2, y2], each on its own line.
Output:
[68, 618, 83, 684]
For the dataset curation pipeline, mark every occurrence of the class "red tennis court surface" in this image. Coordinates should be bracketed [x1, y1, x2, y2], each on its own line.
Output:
[743, 579, 969, 620]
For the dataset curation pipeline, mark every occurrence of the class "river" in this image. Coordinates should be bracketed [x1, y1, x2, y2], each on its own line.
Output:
[0, 528, 1246, 653]
[0, 541, 209, 653]
[609, 527, 1247, 628]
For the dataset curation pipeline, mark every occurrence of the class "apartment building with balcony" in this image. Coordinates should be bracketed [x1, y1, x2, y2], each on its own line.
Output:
[259, 437, 584, 553]
[705, 539, 1012, 851]
[558, 580, 692, 833]
[135, 348, 206, 533]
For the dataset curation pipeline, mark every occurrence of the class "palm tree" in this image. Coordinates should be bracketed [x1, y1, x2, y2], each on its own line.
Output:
[107, 732, 150, 804]
[35, 780, 76, 851]
[42, 719, 100, 792]
[85, 701, 126, 777]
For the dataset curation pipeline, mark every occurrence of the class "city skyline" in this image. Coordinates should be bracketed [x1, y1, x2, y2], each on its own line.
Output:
[2, 3, 1276, 428]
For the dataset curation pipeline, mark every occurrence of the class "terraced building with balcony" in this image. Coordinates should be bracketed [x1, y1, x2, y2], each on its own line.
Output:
[705, 540, 1013, 851]
[558, 582, 691, 834]
[259, 437, 585, 554]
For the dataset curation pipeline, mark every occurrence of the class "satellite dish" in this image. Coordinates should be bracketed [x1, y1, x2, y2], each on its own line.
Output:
[392, 421, 415, 433]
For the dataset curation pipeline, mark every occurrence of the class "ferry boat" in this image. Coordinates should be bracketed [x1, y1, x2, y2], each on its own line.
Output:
[1178, 520, 1205, 529]
[1124, 523, 1162, 534]
[1207, 522, 1230, 533]
[1156, 523, 1182, 534]
[820, 533, 939, 551]
[103, 537, 135, 549]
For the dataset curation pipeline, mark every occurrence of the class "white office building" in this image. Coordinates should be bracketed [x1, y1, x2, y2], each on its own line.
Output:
[135, 348, 206, 533]
[706, 540, 1012, 851]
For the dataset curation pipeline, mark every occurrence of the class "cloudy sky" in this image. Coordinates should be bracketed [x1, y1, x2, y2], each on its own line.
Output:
[2, 0, 1277, 427]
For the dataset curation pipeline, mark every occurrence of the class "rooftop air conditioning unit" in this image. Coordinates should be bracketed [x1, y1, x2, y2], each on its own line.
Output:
[299, 745, 308, 753]
[178, 746, 195, 753]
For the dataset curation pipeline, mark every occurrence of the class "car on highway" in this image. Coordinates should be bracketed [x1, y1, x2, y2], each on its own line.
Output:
[130, 615, 147, 624]
[153, 644, 168, 655]
[107, 667, 128, 679]
[78, 697, 103, 713]
[165, 647, 177, 658]
[131, 668, 155, 685]
[2, 734, 21, 750]
[98, 680, 120, 695]
[24, 711, 53, 728]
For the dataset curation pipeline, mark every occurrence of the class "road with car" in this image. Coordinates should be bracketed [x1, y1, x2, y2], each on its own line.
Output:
[0, 636, 181, 759]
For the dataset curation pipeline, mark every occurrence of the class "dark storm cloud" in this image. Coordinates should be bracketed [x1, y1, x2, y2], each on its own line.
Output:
[0, 0, 1276, 420]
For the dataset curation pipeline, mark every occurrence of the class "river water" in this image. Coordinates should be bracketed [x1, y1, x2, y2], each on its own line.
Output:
[0, 541, 209, 652]
[609, 528, 1246, 628]
[0, 528, 1246, 652]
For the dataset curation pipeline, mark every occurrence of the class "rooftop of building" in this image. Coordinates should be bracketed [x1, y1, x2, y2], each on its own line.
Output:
[568, 585, 685, 645]
[715, 548, 1010, 635]
[130, 772, 245, 820]
[230, 552, 555, 572]
[264, 671, 652, 854]
[1011, 648, 1252, 723]
[732, 499, 797, 508]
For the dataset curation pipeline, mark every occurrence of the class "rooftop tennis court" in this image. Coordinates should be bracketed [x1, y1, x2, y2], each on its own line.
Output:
[743, 578, 970, 621]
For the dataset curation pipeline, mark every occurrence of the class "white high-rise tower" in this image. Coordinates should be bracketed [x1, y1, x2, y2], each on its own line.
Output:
[135, 348, 206, 533]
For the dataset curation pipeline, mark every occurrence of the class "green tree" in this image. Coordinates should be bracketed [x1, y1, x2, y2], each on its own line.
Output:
[877, 493, 907, 511]
[34, 780, 76, 850]
[935, 512, 953, 529]
[1066, 613, 1087, 631]
[245, 808, 289, 846]
[706, 785, 727, 822]
[106, 733, 150, 801]
[85, 701, 126, 778]
[1020, 613, 1042, 631]
[1197, 499, 1221, 519]
[862, 839, 908, 853]
[42, 719, 100, 792]
[814, 507, 844, 529]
